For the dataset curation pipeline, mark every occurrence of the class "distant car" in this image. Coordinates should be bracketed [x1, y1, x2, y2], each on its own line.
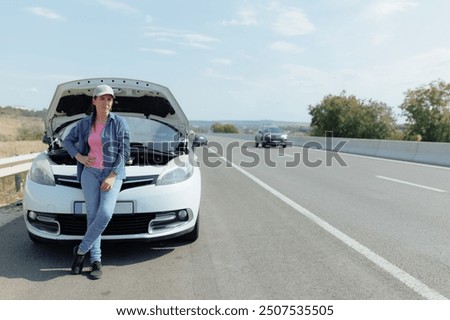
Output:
[255, 126, 288, 148]
[23, 78, 207, 243]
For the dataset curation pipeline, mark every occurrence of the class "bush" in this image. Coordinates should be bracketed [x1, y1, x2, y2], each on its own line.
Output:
[400, 80, 450, 142]
[16, 124, 44, 141]
[308, 92, 397, 139]
[210, 123, 239, 133]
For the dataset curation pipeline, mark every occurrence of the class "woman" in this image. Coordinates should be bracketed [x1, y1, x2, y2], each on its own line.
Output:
[64, 84, 130, 280]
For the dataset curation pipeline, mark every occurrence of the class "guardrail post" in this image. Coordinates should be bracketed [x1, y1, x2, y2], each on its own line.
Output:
[15, 174, 22, 192]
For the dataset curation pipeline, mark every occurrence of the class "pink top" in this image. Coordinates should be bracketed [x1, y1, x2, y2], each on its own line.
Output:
[88, 123, 105, 169]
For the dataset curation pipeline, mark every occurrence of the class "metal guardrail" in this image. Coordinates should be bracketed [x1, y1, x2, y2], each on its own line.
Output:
[0, 153, 39, 179]
[1, 133, 449, 179]
[208, 133, 450, 167]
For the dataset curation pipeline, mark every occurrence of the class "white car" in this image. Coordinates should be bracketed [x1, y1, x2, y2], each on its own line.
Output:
[23, 78, 207, 243]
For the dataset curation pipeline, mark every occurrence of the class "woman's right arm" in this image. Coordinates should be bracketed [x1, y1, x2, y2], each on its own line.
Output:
[63, 121, 95, 167]
[63, 124, 81, 158]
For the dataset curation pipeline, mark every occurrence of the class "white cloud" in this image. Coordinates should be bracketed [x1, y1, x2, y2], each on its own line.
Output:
[97, 0, 139, 13]
[221, 9, 258, 26]
[278, 47, 450, 110]
[210, 58, 232, 65]
[26, 7, 66, 21]
[203, 68, 253, 85]
[366, 0, 419, 18]
[272, 8, 315, 36]
[391, 48, 450, 85]
[138, 48, 176, 55]
[184, 33, 219, 49]
[222, 4, 315, 37]
[270, 41, 304, 53]
[281, 64, 326, 88]
[144, 27, 219, 50]
[145, 15, 153, 24]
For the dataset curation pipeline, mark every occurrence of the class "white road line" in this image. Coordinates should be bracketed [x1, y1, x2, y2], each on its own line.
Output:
[216, 154, 447, 300]
[339, 151, 450, 170]
[40, 268, 69, 272]
[376, 175, 446, 193]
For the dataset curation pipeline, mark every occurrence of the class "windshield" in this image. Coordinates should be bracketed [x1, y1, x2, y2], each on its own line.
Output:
[264, 127, 282, 133]
[126, 118, 182, 143]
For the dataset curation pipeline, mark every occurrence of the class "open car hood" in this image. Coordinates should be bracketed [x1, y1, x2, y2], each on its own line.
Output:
[45, 78, 189, 137]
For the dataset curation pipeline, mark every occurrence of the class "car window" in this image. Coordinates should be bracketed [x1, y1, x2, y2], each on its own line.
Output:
[262, 127, 282, 133]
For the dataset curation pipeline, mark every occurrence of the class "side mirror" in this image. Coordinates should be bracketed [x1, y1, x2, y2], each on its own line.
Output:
[193, 134, 208, 148]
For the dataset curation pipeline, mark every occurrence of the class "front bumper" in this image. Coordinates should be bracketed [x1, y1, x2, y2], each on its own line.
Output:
[264, 137, 287, 146]
[23, 170, 201, 242]
[25, 208, 196, 242]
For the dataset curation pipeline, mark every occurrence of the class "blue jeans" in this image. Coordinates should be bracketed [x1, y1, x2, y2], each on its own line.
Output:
[79, 167, 122, 263]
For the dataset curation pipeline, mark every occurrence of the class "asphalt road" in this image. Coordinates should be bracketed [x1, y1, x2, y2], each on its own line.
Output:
[1, 136, 449, 300]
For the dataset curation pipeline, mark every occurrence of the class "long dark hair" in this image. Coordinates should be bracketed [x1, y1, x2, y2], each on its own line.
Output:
[90, 104, 97, 130]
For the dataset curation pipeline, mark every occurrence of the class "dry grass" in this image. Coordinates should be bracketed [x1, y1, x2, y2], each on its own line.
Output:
[0, 140, 47, 158]
[0, 173, 27, 206]
[0, 141, 46, 206]
[0, 116, 44, 140]
[0, 115, 47, 205]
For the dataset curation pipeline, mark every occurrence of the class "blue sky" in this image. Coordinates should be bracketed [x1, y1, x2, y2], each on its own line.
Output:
[1, 0, 449, 123]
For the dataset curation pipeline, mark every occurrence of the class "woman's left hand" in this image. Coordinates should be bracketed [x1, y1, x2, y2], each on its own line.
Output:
[101, 175, 116, 192]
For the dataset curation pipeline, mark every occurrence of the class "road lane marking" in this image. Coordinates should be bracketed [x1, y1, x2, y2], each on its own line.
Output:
[215, 154, 447, 300]
[376, 175, 446, 193]
[338, 151, 450, 170]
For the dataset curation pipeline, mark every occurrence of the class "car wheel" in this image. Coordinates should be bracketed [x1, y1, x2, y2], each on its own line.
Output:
[255, 141, 259, 148]
[178, 213, 199, 243]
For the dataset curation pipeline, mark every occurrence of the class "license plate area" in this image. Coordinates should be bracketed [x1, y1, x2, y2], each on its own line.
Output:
[74, 201, 135, 214]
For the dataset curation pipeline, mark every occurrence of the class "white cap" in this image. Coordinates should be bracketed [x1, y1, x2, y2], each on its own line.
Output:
[93, 84, 115, 98]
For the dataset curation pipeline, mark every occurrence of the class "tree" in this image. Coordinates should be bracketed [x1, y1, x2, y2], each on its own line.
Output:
[210, 123, 239, 133]
[308, 92, 397, 139]
[400, 80, 450, 142]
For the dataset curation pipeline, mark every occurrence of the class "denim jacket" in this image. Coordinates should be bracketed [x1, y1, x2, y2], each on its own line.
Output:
[63, 113, 130, 181]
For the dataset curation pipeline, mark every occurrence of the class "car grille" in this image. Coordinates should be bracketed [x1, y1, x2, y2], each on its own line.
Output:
[54, 175, 158, 191]
[58, 212, 156, 235]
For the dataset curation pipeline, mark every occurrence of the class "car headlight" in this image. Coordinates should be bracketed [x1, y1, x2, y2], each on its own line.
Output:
[28, 153, 55, 186]
[281, 134, 288, 140]
[156, 156, 194, 186]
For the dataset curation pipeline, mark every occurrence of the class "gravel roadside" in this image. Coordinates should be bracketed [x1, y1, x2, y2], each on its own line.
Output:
[0, 201, 23, 225]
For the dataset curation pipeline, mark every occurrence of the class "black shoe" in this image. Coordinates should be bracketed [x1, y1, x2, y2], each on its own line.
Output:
[71, 245, 85, 274]
[89, 261, 103, 280]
